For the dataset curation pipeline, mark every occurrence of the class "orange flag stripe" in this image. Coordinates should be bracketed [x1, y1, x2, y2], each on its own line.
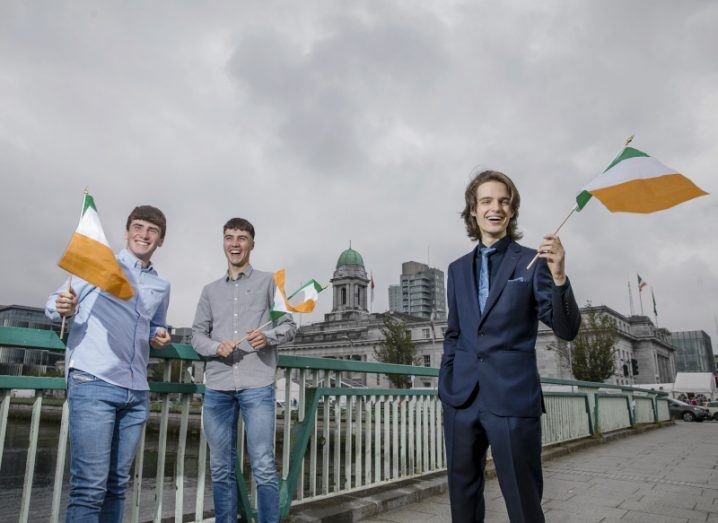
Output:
[58, 233, 134, 300]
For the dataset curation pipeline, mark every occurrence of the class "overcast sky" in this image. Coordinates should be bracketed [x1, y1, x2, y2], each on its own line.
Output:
[1, 1, 716, 345]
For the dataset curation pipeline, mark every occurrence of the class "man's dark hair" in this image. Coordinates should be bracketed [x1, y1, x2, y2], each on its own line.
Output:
[223, 217, 255, 239]
[460, 169, 522, 242]
[126, 205, 167, 239]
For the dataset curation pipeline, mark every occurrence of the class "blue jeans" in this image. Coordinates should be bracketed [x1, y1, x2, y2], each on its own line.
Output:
[66, 369, 149, 523]
[203, 384, 279, 523]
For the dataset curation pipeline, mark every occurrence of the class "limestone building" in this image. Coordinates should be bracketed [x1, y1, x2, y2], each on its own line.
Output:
[536, 306, 676, 386]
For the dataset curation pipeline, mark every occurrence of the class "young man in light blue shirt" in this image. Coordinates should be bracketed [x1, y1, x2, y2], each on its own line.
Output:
[46, 205, 172, 522]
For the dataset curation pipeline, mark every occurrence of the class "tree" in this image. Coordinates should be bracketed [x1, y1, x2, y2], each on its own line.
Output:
[373, 315, 419, 388]
[556, 306, 619, 383]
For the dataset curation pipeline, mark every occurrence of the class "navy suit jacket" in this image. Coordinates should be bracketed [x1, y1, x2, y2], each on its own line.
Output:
[438, 240, 581, 417]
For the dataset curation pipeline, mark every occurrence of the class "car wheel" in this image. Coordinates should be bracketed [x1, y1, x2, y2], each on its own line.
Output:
[713, 413, 718, 421]
[682, 411, 695, 422]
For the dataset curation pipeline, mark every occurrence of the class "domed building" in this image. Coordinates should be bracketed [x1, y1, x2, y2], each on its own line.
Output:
[279, 245, 445, 388]
[326, 246, 370, 322]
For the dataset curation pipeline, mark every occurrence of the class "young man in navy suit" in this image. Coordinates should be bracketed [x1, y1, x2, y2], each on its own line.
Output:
[439, 170, 581, 522]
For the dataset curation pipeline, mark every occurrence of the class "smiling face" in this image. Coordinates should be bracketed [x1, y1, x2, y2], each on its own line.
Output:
[223, 228, 254, 270]
[125, 219, 163, 264]
[471, 180, 514, 246]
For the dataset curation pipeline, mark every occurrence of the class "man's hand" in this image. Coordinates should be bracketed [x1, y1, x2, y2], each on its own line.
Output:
[150, 328, 172, 350]
[246, 329, 268, 350]
[537, 234, 567, 286]
[216, 339, 238, 358]
[55, 287, 78, 317]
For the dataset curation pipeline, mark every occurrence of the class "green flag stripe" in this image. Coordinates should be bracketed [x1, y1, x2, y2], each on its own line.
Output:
[603, 147, 649, 173]
[82, 193, 97, 215]
[287, 279, 324, 300]
[575, 190, 592, 211]
[270, 309, 286, 321]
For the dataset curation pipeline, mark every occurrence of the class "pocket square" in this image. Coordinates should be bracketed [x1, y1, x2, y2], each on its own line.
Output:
[507, 277, 526, 283]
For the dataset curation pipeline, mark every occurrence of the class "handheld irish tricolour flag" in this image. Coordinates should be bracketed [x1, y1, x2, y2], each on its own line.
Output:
[241, 269, 325, 340]
[57, 191, 134, 335]
[527, 137, 708, 269]
[270, 269, 325, 320]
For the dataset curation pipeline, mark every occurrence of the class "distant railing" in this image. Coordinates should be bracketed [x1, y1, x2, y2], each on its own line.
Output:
[0, 326, 671, 522]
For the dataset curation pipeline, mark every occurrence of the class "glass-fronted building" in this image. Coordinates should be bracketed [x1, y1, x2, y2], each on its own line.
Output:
[671, 330, 715, 373]
[0, 305, 64, 376]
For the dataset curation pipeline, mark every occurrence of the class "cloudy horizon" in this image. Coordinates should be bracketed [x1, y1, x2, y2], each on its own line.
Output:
[1, 1, 716, 346]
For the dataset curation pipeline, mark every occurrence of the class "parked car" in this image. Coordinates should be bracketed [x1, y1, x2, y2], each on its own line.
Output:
[702, 401, 718, 421]
[667, 398, 711, 422]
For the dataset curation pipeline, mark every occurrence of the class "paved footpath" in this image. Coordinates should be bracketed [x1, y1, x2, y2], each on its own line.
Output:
[361, 421, 718, 523]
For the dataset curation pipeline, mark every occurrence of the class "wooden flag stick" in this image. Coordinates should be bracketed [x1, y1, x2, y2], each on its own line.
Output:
[232, 319, 274, 351]
[59, 275, 73, 338]
[526, 205, 578, 270]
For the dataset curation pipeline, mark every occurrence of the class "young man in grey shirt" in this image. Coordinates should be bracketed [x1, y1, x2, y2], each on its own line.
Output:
[192, 217, 296, 523]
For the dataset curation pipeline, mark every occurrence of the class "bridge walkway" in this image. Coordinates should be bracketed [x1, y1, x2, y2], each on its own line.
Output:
[361, 421, 718, 523]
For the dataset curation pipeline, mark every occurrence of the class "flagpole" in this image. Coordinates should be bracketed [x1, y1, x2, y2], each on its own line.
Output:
[60, 190, 88, 339]
[638, 286, 644, 316]
[527, 135, 638, 272]
[232, 319, 274, 351]
[59, 276, 73, 338]
[526, 205, 578, 270]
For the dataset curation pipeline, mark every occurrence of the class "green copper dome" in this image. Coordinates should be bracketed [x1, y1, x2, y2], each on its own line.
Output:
[337, 248, 364, 267]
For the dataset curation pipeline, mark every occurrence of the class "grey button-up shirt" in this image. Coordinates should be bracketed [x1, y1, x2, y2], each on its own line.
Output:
[192, 265, 297, 391]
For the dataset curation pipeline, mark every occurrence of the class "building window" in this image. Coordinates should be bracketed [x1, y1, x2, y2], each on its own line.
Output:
[341, 287, 347, 305]
[423, 355, 431, 367]
[422, 328, 430, 338]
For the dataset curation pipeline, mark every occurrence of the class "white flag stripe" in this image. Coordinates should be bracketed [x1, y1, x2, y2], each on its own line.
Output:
[76, 206, 110, 247]
[583, 156, 675, 192]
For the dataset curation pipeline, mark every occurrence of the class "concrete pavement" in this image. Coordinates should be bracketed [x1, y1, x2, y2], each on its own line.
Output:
[359, 421, 718, 522]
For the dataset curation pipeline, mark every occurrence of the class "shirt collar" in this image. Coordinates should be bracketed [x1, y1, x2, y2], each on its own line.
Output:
[118, 248, 154, 271]
[226, 264, 254, 282]
[479, 235, 511, 254]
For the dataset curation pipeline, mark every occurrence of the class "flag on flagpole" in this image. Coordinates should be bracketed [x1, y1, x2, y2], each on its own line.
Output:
[651, 288, 658, 317]
[575, 146, 707, 213]
[270, 269, 325, 320]
[370, 272, 375, 304]
[58, 192, 134, 300]
[637, 274, 647, 292]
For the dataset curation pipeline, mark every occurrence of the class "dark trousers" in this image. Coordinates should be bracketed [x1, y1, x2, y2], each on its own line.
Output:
[443, 392, 544, 523]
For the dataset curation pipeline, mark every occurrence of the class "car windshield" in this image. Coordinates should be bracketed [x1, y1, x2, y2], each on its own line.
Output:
[669, 399, 692, 407]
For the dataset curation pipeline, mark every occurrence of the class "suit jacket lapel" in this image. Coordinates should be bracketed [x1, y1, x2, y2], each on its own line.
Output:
[461, 246, 481, 322]
[479, 241, 521, 327]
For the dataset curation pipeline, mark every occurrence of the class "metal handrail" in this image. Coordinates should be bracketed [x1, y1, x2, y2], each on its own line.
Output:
[0, 326, 673, 522]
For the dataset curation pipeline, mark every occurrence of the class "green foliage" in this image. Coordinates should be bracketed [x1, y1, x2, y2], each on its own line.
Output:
[373, 315, 418, 388]
[566, 306, 619, 382]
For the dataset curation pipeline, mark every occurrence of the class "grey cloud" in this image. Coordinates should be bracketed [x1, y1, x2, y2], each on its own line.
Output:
[0, 1, 716, 340]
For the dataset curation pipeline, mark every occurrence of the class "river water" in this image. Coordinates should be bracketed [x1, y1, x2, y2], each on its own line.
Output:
[1, 415, 213, 522]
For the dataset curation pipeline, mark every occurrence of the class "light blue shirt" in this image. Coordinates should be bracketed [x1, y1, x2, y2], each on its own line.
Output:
[45, 248, 170, 391]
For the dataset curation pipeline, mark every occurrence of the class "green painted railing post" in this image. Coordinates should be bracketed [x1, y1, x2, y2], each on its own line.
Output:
[280, 388, 321, 520]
